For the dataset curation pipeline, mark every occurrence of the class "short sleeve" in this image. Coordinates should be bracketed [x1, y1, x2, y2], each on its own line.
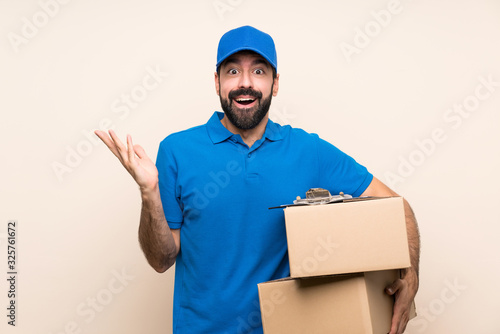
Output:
[156, 139, 183, 229]
[315, 136, 373, 197]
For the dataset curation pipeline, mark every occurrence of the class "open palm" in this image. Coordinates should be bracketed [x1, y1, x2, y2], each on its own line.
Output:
[95, 129, 158, 191]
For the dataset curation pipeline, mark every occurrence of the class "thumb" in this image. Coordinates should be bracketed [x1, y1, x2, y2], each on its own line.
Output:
[385, 279, 403, 296]
[134, 144, 147, 159]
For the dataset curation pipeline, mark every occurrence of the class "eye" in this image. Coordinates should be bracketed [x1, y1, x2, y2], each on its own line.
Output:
[254, 69, 264, 75]
[228, 68, 238, 75]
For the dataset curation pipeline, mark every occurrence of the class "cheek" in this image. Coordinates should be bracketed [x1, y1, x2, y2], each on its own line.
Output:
[218, 80, 233, 97]
[220, 87, 230, 99]
[260, 79, 275, 95]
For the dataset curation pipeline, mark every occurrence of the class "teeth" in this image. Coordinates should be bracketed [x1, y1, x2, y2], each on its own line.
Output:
[236, 98, 254, 102]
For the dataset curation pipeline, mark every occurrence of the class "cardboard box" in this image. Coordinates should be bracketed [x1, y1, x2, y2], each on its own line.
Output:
[258, 270, 399, 334]
[284, 197, 411, 278]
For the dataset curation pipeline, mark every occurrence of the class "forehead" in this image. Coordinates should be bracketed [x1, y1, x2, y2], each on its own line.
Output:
[220, 51, 271, 68]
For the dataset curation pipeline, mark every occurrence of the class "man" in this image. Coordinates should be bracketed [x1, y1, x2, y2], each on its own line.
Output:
[96, 25, 419, 334]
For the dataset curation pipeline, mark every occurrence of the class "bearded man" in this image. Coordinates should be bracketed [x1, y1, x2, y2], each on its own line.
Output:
[96, 25, 419, 334]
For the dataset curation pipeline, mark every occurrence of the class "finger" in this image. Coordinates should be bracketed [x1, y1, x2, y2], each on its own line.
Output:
[127, 134, 136, 164]
[387, 279, 410, 334]
[398, 319, 408, 334]
[385, 279, 404, 296]
[133, 144, 148, 159]
[390, 310, 409, 334]
[389, 312, 401, 334]
[388, 300, 403, 334]
[108, 129, 129, 163]
[95, 130, 121, 158]
[108, 129, 125, 149]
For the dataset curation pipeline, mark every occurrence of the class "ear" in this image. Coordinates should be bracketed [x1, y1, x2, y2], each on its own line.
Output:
[272, 73, 280, 97]
[214, 71, 220, 96]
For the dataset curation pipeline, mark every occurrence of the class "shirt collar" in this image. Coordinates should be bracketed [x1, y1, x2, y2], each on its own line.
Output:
[263, 117, 284, 142]
[206, 111, 284, 144]
[206, 112, 233, 144]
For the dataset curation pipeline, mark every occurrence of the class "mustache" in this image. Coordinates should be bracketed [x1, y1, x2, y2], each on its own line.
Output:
[228, 88, 262, 100]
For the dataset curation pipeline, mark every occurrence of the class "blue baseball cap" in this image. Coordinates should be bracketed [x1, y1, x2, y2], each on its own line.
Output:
[216, 25, 277, 71]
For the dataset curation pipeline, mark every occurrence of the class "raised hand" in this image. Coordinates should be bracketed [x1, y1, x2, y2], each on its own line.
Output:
[95, 129, 158, 192]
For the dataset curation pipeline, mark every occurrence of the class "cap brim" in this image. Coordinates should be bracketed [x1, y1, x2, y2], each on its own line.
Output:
[216, 47, 277, 71]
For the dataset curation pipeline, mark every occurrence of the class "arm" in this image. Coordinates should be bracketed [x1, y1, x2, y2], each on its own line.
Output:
[95, 130, 180, 273]
[360, 177, 420, 334]
[139, 186, 180, 272]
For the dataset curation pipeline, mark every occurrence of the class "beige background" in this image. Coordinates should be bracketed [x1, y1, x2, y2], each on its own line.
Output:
[1, 0, 499, 333]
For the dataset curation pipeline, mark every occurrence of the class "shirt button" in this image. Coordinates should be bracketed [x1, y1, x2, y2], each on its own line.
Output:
[248, 153, 252, 158]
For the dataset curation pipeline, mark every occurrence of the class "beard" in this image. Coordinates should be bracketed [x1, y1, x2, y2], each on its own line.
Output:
[220, 86, 273, 130]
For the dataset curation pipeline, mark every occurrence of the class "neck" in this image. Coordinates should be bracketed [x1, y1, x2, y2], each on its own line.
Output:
[221, 113, 269, 148]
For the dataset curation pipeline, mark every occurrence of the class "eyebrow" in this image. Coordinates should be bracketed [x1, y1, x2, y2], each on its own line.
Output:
[223, 56, 271, 68]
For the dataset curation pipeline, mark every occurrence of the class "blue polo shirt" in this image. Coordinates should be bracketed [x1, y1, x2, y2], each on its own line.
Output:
[156, 112, 373, 334]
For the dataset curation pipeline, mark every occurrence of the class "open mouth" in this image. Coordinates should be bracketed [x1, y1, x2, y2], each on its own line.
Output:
[228, 89, 261, 109]
[233, 96, 257, 108]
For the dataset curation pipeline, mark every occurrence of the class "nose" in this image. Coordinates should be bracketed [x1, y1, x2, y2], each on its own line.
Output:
[238, 70, 253, 88]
